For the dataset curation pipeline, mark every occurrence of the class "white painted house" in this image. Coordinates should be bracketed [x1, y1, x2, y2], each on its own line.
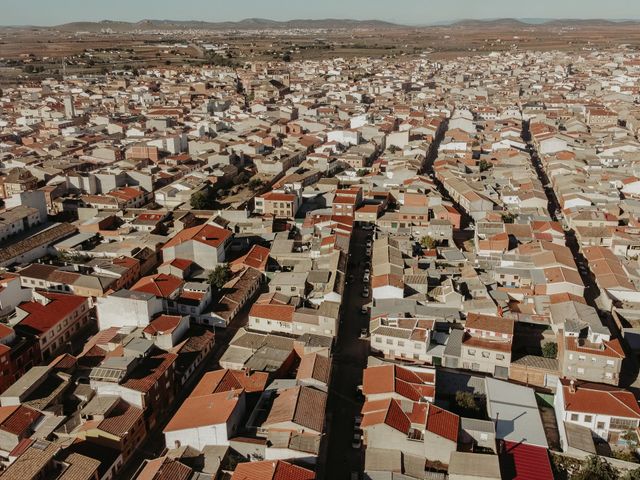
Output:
[164, 389, 246, 450]
[555, 379, 640, 449]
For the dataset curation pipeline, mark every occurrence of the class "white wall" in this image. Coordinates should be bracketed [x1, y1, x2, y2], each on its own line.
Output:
[96, 294, 164, 330]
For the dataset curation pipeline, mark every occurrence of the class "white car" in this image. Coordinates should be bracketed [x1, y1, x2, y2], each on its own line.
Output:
[361, 287, 370, 298]
[363, 272, 370, 282]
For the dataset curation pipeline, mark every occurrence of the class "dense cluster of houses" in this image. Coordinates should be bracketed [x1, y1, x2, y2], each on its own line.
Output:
[1, 44, 640, 480]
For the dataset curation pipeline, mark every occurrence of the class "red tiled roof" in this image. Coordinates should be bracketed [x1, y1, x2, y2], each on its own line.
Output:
[501, 441, 553, 480]
[565, 336, 625, 359]
[163, 223, 232, 250]
[261, 192, 297, 203]
[249, 303, 295, 323]
[98, 400, 144, 437]
[361, 398, 410, 434]
[232, 245, 270, 271]
[466, 312, 514, 336]
[362, 365, 435, 401]
[0, 405, 43, 436]
[17, 293, 87, 335]
[131, 274, 184, 299]
[164, 389, 243, 432]
[192, 369, 269, 396]
[425, 403, 459, 443]
[232, 460, 315, 480]
[143, 315, 184, 336]
[561, 380, 640, 418]
[121, 352, 177, 393]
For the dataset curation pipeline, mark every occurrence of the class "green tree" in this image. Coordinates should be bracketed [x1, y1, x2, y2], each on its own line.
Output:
[190, 190, 215, 210]
[454, 391, 479, 415]
[542, 342, 558, 359]
[501, 212, 517, 224]
[248, 178, 264, 191]
[420, 236, 438, 250]
[208, 264, 231, 290]
[573, 455, 618, 480]
[479, 159, 492, 172]
[356, 169, 368, 177]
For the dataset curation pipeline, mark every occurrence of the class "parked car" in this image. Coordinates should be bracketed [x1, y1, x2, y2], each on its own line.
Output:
[352, 433, 362, 449]
[363, 272, 370, 282]
[360, 328, 368, 338]
[355, 414, 362, 427]
[362, 287, 370, 298]
[360, 306, 368, 315]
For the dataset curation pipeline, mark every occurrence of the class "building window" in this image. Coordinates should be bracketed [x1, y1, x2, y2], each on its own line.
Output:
[584, 415, 593, 423]
[482, 352, 490, 359]
[597, 422, 605, 429]
[496, 354, 505, 360]
[610, 418, 638, 430]
[397, 341, 405, 347]
[386, 339, 393, 345]
[571, 414, 579, 421]
[468, 349, 476, 356]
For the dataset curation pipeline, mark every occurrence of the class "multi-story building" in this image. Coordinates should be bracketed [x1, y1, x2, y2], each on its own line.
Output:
[254, 191, 301, 219]
[13, 292, 92, 359]
[460, 313, 513, 378]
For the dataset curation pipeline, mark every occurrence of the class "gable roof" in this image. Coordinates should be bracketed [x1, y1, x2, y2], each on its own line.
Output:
[0, 405, 43, 436]
[191, 369, 269, 396]
[425, 403, 459, 443]
[362, 364, 435, 402]
[163, 223, 232, 250]
[17, 293, 87, 335]
[264, 386, 327, 433]
[164, 389, 243, 432]
[232, 460, 315, 480]
[296, 353, 331, 385]
[560, 380, 640, 418]
[131, 274, 184, 299]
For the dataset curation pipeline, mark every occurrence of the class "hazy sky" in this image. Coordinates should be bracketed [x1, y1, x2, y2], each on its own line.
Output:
[4, 0, 640, 26]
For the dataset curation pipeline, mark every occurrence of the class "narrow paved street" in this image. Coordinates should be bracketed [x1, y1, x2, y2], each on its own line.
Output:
[321, 226, 371, 480]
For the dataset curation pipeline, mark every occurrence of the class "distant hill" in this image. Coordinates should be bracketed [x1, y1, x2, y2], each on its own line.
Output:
[450, 18, 529, 28]
[16, 17, 640, 32]
[449, 17, 640, 28]
[52, 18, 403, 32]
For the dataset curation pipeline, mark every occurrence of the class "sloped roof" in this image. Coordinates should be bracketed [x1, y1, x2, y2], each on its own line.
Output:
[163, 223, 232, 250]
[561, 380, 640, 418]
[231, 460, 315, 480]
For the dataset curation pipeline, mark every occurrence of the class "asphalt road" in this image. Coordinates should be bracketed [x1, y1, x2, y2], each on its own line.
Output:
[321, 226, 371, 480]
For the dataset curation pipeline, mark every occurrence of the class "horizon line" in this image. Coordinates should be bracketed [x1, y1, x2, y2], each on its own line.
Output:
[2, 16, 640, 28]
